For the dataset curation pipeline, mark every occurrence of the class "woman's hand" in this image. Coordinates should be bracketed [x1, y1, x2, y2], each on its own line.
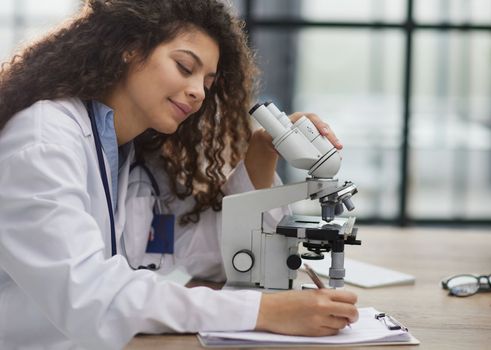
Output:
[289, 112, 343, 150]
[244, 112, 341, 190]
[255, 289, 358, 336]
[244, 129, 277, 189]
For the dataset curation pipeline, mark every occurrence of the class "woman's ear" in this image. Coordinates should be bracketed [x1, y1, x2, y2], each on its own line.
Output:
[122, 50, 138, 64]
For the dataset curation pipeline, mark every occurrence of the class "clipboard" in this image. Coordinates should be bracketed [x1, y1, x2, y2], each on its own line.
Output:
[198, 307, 420, 347]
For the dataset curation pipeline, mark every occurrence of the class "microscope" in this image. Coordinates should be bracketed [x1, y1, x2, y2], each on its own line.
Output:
[221, 102, 361, 290]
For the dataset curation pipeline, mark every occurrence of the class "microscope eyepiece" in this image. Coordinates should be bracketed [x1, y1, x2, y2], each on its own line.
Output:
[248, 103, 262, 115]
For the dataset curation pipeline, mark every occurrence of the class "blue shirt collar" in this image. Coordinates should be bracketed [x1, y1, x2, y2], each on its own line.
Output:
[91, 100, 119, 211]
[92, 100, 115, 138]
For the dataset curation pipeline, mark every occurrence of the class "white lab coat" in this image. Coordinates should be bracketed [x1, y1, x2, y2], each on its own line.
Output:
[0, 98, 283, 350]
[123, 151, 288, 279]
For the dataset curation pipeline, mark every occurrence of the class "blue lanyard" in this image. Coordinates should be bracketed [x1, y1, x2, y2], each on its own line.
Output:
[86, 101, 117, 256]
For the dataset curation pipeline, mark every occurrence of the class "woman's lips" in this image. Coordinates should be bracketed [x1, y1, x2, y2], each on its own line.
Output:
[169, 99, 192, 118]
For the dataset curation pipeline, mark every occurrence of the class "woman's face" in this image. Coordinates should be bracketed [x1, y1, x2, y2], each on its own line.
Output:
[119, 29, 219, 135]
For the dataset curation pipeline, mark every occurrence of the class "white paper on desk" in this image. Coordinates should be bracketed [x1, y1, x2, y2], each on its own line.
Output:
[198, 307, 418, 347]
[304, 258, 415, 288]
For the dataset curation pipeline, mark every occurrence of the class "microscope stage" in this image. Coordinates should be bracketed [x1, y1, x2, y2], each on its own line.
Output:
[276, 215, 343, 240]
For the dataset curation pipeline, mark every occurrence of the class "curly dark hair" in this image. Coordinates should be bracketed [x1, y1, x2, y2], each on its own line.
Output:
[0, 0, 258, 225]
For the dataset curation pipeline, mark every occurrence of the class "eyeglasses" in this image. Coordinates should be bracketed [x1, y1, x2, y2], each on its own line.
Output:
[441, 274, 491, 297]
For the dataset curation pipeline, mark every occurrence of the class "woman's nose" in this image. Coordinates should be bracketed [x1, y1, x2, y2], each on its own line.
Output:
[186, 78, 206, 102]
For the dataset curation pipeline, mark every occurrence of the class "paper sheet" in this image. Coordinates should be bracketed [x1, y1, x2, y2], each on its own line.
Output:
[198, 307, 419, 347]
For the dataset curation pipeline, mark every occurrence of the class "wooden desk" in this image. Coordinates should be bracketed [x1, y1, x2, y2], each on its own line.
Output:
[126, 226, 491, 349]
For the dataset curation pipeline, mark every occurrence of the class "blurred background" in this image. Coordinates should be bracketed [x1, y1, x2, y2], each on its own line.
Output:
[1, 0, 490, 227]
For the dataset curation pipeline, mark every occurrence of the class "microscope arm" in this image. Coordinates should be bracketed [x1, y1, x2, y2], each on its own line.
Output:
[222, 179, 337, 235]
[221, 179, 340, 288]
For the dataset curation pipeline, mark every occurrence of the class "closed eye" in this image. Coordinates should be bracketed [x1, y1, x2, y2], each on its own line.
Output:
[176, 62, 192, 75]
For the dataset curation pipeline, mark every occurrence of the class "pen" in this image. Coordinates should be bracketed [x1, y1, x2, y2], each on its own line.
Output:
[304, 263, 326, 289]
[303, 263, 352, 329]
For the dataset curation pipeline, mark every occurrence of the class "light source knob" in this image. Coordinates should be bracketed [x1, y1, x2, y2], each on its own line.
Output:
[232, 250, 254, 273]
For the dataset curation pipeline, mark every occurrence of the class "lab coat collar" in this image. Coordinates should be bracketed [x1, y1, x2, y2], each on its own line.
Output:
[52, 98, 93, 137]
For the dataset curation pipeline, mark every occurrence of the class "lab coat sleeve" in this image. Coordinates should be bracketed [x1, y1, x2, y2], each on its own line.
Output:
[0, 142, 261, 349]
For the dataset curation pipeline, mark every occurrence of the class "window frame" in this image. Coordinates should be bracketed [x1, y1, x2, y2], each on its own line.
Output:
[242, 0, 491, 227]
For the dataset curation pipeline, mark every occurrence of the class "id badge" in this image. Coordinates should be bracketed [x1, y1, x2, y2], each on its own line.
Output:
[145, 200, 174, 254]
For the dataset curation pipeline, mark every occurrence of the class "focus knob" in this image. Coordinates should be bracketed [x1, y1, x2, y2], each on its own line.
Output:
[286, 254, 302, 270]
[342, 196, 355, 211]
[335, 203, 344, 215]
[232, 250, 254, 273]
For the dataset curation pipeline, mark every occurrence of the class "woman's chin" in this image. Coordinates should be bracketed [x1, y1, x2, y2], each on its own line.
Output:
[154, 122, 179, 135]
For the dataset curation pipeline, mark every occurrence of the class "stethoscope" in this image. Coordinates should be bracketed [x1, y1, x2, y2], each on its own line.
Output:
[86, 101, 160, 259]
[86, 101, 118, 256]
[126, 161, 165, 271]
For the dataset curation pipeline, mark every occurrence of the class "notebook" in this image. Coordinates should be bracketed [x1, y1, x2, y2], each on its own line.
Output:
[304, 258, 415, 288]
[198, 307, 420, 347]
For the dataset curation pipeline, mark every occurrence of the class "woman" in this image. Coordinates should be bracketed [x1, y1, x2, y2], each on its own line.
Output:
[0, 0, 358, 349]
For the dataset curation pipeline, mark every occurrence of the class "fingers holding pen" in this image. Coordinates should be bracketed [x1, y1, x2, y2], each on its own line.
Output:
[325, 301, 359, 324]
[256, 288, 359, 337]
[324, 314, 351, 330]
[302, 290, 358, 335]
[328, 288, 358, 305]
[314, 289, 359, 324]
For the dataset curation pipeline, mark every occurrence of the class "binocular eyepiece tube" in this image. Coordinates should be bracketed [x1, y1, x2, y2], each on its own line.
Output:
[249, 102, 342, 178]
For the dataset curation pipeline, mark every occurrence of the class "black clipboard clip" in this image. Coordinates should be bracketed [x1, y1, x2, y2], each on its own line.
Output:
[375, 313, 408, 332]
